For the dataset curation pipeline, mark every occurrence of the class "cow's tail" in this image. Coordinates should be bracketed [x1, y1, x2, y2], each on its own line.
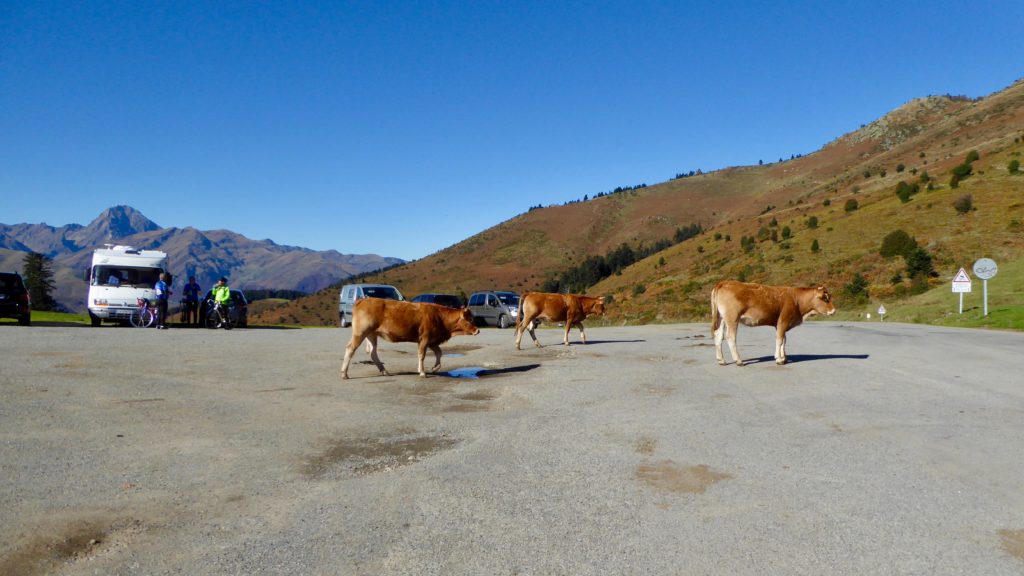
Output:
[515, 292, 527, 333]
[710, 284, 720, 334]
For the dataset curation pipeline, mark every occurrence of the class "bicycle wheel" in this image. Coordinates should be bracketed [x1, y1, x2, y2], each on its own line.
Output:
[129, 308, 146, 327]
[205, 307, 220, 329]
[143, 308, 156, 327]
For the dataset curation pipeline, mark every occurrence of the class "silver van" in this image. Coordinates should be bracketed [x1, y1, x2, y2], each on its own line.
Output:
[467, 291, 519, 328]
[339, 284, 404, 327]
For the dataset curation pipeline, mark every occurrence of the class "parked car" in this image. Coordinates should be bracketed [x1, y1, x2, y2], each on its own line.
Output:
[410, 293, 464, 309]
[198, 289, 248, 328]
[0, 272, 31, 326]
[339, 283, 404, 327]
[467, 290, 519, 328]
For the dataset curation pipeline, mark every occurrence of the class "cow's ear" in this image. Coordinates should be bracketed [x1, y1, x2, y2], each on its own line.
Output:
[598, 296, 606, 302]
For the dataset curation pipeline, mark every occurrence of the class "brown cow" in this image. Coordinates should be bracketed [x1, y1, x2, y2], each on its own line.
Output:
[711, 280, 836, 366]
[341, 298, 479, 378]
[514, 292, 606, 349]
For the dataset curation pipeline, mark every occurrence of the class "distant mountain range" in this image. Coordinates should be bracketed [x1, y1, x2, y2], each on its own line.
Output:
[0, 205, 403, 312]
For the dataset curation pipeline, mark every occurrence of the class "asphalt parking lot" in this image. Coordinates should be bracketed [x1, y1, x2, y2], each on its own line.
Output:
[1, 321, 1023, 575]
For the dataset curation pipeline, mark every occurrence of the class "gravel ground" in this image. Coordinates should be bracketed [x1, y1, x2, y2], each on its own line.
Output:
[1, 320, 1023, 575]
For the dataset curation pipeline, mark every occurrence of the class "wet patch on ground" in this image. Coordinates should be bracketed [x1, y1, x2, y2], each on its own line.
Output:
[636, 460, 732, 494]
[0, 517, 143, 576]
[303, 431, 459, 479]
[443, 344, 482, 354]
[438, 364, 540, 380]
[254, 387, 296, 393]
[999, 529, 1024, 561]
[121, 398, 165, 404]
[635, 436, 657, 455]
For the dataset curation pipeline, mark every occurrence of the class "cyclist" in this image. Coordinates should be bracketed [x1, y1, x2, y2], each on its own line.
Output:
[154, 272, 171, 329]
[182, 276, 202, 326]
[211, 277, 232, 327]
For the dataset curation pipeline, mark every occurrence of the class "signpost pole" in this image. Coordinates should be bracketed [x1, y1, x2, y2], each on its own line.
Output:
[983, 279, 988, 317]
[959, 292, 963, 314]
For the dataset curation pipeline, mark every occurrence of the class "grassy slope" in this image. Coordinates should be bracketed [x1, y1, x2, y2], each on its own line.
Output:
[252, 80, 1024, 329]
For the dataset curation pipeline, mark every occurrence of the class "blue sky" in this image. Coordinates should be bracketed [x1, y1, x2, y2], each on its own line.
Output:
[2, 1, 1022, 261]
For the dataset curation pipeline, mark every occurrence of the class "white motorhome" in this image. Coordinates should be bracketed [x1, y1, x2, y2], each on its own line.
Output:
[86, 245, 169, 326]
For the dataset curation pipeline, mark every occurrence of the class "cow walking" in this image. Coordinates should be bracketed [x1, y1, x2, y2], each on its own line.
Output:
[711, 281, 835, 366]
[514, 292, 606, 349]
[341, 298, 479, 378]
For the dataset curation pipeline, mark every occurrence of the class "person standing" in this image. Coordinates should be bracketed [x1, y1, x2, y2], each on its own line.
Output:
[182, 276, 202, 326]
[154, 273, 171, 329]
[211, 277, 232, 327]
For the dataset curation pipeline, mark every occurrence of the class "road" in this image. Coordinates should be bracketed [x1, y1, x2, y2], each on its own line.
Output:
[1, 321, 1023, 575]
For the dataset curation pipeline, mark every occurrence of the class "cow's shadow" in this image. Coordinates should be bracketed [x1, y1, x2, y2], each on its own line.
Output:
[745, 353, 870, 365]
[528, 339, 646, 348]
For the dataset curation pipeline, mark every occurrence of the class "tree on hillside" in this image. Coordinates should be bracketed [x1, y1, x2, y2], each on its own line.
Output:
[879, 230, 917, 259]
[22, 252, 57, 311]
[1009, 159, 1020, 174]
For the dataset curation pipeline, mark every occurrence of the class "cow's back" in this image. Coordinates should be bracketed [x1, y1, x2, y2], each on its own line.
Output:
[713, 281, 786, 327]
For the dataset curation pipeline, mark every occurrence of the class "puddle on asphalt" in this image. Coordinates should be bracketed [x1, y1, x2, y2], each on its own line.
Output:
[303, 432, 459, 478]
[441, 367, 488, 379]
[0, 517, 143, 576]
[444, 353, 465, 357]
[636, 460, 732, 494]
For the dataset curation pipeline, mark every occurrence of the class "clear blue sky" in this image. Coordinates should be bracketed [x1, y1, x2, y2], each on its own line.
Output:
[2, 1, 1022, 261]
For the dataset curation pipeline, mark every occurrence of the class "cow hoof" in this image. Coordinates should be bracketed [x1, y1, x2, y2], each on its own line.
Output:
[717, 360, 726, 366]
[341, 373, 349, 380]
[776, 359, 787, 365]
[735, 361, 745, 367]
[419, 373, 428, 378]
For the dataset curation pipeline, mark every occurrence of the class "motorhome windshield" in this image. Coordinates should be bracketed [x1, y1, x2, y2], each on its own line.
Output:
[92, 265, 162, 287]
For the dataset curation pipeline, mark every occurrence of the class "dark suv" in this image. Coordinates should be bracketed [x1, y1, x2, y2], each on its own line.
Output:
[0, 272, 31, 326]
[410, 293, 464, 308]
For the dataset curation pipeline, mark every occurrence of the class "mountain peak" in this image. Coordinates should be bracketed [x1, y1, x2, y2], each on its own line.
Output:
[67, 205, 161, 249]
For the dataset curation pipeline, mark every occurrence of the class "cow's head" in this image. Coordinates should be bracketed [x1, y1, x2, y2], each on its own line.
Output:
[587, 296, 607, 316]
[452, 308, 481, 336]
[809, 286, 836, 317]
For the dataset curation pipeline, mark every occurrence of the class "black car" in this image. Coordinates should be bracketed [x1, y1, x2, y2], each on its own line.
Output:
[0, 272, 31, 326]
[197, 289, 249, 327]
[410, 293, 464, 309]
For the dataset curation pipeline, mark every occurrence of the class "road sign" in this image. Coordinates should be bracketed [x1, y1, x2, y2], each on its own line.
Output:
[877, 304, 886, 321]
[972, 258, 997, 316]
[973, 258, 998, 280]
[952, 267, 972, 293]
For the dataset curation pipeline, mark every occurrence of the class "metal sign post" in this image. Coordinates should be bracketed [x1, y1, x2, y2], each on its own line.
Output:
[951, 267, 971, 314]
[972, 258, 998, 317]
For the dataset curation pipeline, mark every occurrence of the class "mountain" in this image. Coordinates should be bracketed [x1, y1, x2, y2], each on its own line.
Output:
[0, 206, 404, 312]
[253, 79, 1024, 327]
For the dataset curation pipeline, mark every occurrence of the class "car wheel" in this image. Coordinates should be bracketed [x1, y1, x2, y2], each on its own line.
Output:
[340, 314, 350, 328]
[19, 314, 30, 326]
[89, 314, 101, 327]
[498, 314, 509, 329]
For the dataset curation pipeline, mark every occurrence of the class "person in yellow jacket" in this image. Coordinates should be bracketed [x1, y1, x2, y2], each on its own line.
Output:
[211, 277, 232, 327]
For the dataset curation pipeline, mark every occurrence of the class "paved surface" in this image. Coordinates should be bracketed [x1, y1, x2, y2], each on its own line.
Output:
[1, 321, 1023, 575]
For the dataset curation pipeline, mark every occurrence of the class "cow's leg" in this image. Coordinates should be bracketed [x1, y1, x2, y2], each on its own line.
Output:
[714, 317, 726, 365]
[429, 344, 443, 373]
[516, 313, 540, 349]
[341, 333, 365, 379]
[775, 327, 787, 365]
[416, 342, 428, 377]
[563, 321, 572, 346]
[725, 318, 743, 366]
[366, 335, 389, 375]
[528, 319, 541, 347]
[575, 321, 587, 344]
[514, 315, 525, 350]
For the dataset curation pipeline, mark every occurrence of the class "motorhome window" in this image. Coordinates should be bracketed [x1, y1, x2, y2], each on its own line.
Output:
[94, 266, 161, 287]
[345, 288, 355, 299]
[363, 287, 399, 299]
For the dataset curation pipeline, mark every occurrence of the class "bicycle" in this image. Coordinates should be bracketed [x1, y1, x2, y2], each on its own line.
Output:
[130, 298, 158, 328]
[204, 299, 234, 330]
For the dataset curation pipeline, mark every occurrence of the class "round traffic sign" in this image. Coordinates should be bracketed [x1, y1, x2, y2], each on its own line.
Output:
[973, 258, 998, 280]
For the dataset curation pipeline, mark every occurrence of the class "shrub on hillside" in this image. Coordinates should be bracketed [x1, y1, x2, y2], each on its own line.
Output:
[844, 198, 859, 212]
[1009, 159, 1020, 174]
[807, 216, 819, 229]
[896, 163, 905, 173]
[879, 230, 917, 259]
[810, 239, 820, 253]
[953, 194, 973, 214]
[895, 181, 920, 203]
[905, 247, 935, 278]
[781, 226, 792, 240]
[843, 273, 870, 305]
[965, 150, 980, 164]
